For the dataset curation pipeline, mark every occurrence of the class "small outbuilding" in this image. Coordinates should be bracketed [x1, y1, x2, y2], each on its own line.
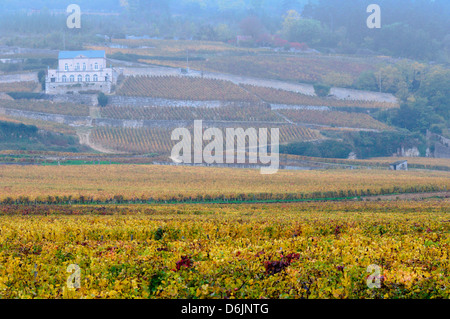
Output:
[390, 160, 408, 171]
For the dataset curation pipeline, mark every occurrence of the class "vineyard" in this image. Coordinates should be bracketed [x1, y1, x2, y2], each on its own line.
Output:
[90, 42, 378, 87]
[0, 99, 90, 117]
[90, 125, 322, 154]
[0, 114, 77, 135]
[170, 55, 374, 85]
[117, 76, 260, 102]
[0, 199, 449, 299]
[283, 154, 450, 172]
[278, 109, 392, 130]
[0, 165, 448, 204]
[0, 81, 37, 93]
[91, 127, 175, 154]
[135, 54, 377, 87]
[89, 39, 261, 56]
[363, 157, 450, 168]
[100, 105, 282, 122]
[243, 85, 399, 109]
[351, 157, 450, 171]
[114, 75, 398, 109]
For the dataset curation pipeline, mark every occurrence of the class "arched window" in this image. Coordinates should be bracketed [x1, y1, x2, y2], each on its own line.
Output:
[62, 75, 67, 82]
[69, 75, 75, 82]
[85, 74, 90, 82]
[77, 75, 82, 82]
[93, 74, 98, 82]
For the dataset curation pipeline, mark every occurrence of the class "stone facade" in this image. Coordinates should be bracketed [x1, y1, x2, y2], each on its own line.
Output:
[45, 50, 114, 94]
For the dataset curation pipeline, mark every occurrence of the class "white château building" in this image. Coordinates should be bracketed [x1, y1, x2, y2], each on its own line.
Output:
[46, 50, 115, 94]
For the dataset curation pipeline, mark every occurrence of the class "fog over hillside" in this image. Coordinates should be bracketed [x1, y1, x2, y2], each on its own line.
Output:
[0, 0, 448, 159]
[0, 0, 448, 62]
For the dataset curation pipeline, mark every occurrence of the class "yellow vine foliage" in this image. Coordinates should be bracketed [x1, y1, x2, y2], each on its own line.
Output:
[0, 200, 449, 299]
[0, 165, 448, 203]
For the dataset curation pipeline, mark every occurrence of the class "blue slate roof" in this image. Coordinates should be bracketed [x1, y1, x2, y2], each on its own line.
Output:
[59, 50, 105, 59]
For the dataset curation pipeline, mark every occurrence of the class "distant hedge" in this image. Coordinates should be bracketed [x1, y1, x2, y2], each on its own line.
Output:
[313, 83, 331, 97]
[7, 92, 46, 100]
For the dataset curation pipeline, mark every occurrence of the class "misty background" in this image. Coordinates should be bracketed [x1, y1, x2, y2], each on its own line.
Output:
[0, 0, 448, 62]
[0, 0, 448, 158]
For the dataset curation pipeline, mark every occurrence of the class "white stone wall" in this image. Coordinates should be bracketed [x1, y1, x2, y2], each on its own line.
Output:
[59, 57, 107, 72]
[47, 68, 113, 84]
[45, 80, 112, 95]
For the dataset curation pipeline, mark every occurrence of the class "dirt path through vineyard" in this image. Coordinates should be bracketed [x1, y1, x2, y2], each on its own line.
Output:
[76, 127, 125, 154]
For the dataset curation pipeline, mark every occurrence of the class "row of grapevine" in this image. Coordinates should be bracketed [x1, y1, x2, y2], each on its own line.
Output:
[243, 84, 399, 109]
[117, 75, 261, 102]
[1, 165, 449, 204]
[0, 99, 90, 117]
[3, 199, 450, 299]
[180, 55, 374, 84]
[278, 109, 392, 130]
[100, 105, 282, 122]
[90, 125, 323, 154]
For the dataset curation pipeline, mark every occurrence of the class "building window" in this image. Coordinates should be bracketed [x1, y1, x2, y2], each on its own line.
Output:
[76, 63, 80, 70]
[77, 75, 82, 82]
[64, 63, 68, 71]
[62, 75, 67, 82]
[95, 63, 98, 70]
[83, 63, 86, 71]
[105, 75, 109, 82]
[85, 74, 90, 82]
[69, 75, 75, 82]
[93, 74, 98, 82]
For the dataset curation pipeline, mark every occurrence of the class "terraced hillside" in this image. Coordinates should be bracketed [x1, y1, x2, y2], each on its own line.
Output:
[90, 125, 323, 154]
[117, 75, 260, 102]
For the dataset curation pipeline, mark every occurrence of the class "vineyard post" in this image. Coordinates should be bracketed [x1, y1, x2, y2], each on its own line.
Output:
[186, 50, 189, 73]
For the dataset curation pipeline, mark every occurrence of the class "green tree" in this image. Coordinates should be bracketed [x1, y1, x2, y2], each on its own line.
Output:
[418, 67, 450, 122]
[37, 70, 46, 91]
[313, 83, 331, 97]
[97, 92, 108, 107]
[282, 10, 323, 45]
[354, 71, 378, 91]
